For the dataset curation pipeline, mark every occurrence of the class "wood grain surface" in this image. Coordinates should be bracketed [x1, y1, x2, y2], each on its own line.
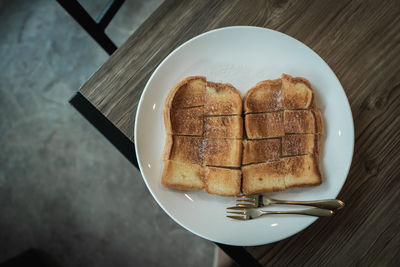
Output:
[79, 0, 400, 266]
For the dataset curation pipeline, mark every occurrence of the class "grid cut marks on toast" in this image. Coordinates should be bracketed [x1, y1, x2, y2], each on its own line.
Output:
[162, 77, 243, 196]
[162, 74, 323, 196]
[242, 74, 323, 195]
[242, 154, 321, 195]
[204, 116, 243, 139]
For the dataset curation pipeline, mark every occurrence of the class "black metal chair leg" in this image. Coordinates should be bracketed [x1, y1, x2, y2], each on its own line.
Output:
[56, 0, 125, 55]
[69, 92, 139, 169]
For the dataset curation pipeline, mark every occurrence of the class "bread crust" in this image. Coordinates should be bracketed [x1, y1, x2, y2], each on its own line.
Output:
[163, 106, 172, 136]
[281, 74, 314, 109]
[161, 160, 204, 190]
[171, 135, 204, 165]
[244, 79, 282, 113]
[161, 134, 173, 161]
[205, 82, 242, 115]
[165, 76, 206, 109]
[164, 76, 206, 135]
[313, 108, 324, 174]
[313, 108, 324, 135]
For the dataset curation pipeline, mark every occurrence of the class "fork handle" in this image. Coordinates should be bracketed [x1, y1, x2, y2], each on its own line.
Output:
[268, 199, 344, 210]
[262, 208, 334, 217]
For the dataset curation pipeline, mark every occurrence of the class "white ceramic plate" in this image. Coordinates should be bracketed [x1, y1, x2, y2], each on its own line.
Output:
[134, 26, 354, 246]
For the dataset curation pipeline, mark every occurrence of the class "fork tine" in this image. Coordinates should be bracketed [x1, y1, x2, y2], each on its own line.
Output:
[227, 206, 247, 210]
[236, 199, 255, 202]
[239, 195, 257, 198]
[236, 204, 256, 208]
[226, 211, 246, 215]
[240, 195, 257, 199]
[227, 215, 247, 220]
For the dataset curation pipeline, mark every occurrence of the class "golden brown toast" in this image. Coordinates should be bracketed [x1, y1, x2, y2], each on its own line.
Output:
[205, 82, 242, 115]
[164, 106, 204, 135]
[203, 139, 242, 167]
[162, 75, 324, 196]
[243, 79, 282, 113]
[284, 110, 319, 134]
[281, 74, 314, 109]
[282, 134, 317, 156]
[162, 135, 204, 165]
[165, 76, 206, 109]
[245, 112, 284, 139]
[204, 167, 241, 196]
[283, 154, 321, 188]
[242, 139, 280, 165]
[242, 160, 287, 194]
[204, 116, 243, 139]
[241, 75, 322, 195]
[242, 154, 321, 194]
[161, 160, 204, 190]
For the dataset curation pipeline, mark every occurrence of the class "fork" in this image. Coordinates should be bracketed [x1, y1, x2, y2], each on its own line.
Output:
[226, 207, 334, 220]
[236, 195, 344, 210]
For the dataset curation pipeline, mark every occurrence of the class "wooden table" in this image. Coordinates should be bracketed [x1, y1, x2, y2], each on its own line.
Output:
[70, 0, 400, 266]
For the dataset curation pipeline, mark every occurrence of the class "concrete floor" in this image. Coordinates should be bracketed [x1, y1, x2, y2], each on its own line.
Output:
[0, 0, 215, 266]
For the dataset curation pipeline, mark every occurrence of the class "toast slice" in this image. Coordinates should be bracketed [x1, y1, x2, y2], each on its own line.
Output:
[165, 76, 206, 109]
[162, 135, 204, 165]
[242, 160, 287, 194]
[242, 154, 321, 194]
[204, 139, 242, 167]
[282, 134, 317, 156]
[204, 116, 243, 139]
[205, 82, 242, 115]
[162, 75, 324, 196]
[161, 160, 204, 190]
[281, 74, 314, 109]
[164, 106, 204, 135]
[243, 79, 282, 113]
[245, 112, 284, 139]
[284, 110, 320, 134]
[204, 167, 241, 196]
[283, 155, 322, 188]
[242, 139, 281, 165]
